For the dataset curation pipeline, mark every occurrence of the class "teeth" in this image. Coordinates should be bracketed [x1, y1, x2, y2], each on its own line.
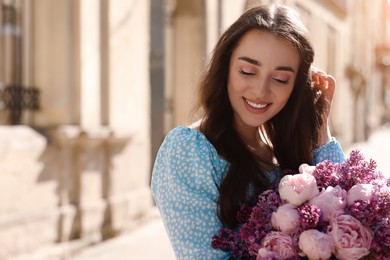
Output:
[245, 99, 267, 109]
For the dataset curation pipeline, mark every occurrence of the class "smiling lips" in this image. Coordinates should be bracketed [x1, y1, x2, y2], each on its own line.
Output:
[244, 98, 270, 113]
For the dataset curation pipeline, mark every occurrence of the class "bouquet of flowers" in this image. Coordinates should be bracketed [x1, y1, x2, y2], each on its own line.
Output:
[211, 150, 390, 260]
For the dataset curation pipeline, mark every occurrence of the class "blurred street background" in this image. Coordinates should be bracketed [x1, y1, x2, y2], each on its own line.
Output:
[1, 0, 390, 259]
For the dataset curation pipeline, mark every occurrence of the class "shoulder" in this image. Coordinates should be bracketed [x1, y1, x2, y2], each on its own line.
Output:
[152, 125, 227, 195]
[164, 125, 204, 146]
[160, 125, 219, 163]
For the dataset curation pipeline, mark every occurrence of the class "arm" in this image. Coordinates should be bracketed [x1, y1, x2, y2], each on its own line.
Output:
[313, 137, 345, 165]
[311, 67, 345, 164]
[311, 67, 335, 146]
[151, 127, 230, 260]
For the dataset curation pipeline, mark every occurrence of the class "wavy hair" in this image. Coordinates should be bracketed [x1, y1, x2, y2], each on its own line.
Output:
[196, 4, 327, 228]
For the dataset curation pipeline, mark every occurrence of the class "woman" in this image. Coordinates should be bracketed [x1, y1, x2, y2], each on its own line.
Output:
[152, 4, 345, 259]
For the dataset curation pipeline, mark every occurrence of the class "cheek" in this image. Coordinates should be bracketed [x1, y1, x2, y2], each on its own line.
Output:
[276, 86, 294, 104]
[227, 81, 237, 108]
[227, 73, 244, 99]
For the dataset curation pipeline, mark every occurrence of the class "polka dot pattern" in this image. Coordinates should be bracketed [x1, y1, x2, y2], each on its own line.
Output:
[314, 137, 346, 164]
[151, 126, 345, 259]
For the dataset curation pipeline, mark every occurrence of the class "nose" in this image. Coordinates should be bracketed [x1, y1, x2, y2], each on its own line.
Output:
[253, 77, 269, 98]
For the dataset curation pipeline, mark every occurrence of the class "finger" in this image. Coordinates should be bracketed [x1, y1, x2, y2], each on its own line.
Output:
[320, 75, 335, 97]
[318, 75, 329, 89]
[310, 66, 326, 77]
[325, 75, 336, 92]
[310, 68, 327, 86]
[311, 72, 320, 86]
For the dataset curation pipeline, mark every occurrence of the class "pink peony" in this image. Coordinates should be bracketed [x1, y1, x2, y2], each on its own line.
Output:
[279, 173, 319, 206]
[309, 185, 347, 222]
[347, 184, 374, 206]
[256, 248, 280, 260]
[261, 231, 297, 259]
[271, 203, 300, 234]
[298, 229, 334, 260]
[298, 163, 316, 175]
[328, 214, 373, 260]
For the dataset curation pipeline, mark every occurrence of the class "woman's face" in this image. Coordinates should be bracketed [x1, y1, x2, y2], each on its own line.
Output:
[227, 29, 300, 136]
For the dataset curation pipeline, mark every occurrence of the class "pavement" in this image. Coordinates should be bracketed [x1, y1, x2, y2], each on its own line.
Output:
[73, 208, 176, 260]
[72, 125, 390, 260]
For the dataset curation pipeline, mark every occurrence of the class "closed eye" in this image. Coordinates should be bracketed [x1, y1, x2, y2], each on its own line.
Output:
[273, 78, 289, 84]
[239, 69, 255, 75]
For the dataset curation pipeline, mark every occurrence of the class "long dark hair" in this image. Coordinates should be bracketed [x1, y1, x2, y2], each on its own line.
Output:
[197, 5, 327, 228]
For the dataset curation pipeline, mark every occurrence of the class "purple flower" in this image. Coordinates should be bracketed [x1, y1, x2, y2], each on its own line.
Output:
[236, 203, 253, 224]
[240, 209, 269, 256]
[311, 160, 339, 188]
[372, 184, 390, 223]
[211, 228, 249, 259]
[347, 182, 390, 226]
[348, 200, 375, 226]
[336, 150, 382, 190]
[257, 188, 283, 211]
[298, 204, 321, 229]
[371, 218, 390, 258]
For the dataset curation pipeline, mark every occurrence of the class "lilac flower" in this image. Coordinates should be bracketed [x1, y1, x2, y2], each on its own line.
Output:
[348, 182, 390, 226]
[211, 228, 236, 251]
[348, 200, 375, 226]
[211, 228, 249, 259]
[336, 150, 381, 190]
[240, 207, 270, 256]
[371, 218, 390, 258]
[371, 184, 390, 223]
[257, 188, 283, 212]
[236, 203, 253, 224]
[298, 204, 321, 229]
[311, 160, 339, 188]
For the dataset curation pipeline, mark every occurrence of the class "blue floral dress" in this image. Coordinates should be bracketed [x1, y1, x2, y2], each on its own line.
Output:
[151, 126, 345, 259]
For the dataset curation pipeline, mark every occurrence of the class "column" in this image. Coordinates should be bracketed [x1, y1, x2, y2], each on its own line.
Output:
[79, 0, 101, 130]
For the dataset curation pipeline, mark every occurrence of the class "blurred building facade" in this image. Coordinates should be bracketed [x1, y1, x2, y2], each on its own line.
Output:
[0, 0, 389, 258]
[0, 0, 153, 259]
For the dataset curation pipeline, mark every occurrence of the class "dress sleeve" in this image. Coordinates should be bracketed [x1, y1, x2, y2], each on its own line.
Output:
[313, 137, 346, 165]
[151, 127, 230, 260]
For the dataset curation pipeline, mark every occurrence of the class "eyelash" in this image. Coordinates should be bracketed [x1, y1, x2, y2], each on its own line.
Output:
[273, 78, 289, 84]
[239, 69, 254, 75]
[240, 69, 290, 84]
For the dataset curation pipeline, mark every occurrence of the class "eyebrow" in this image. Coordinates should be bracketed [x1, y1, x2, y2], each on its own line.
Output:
[275, 66, 295, 73]
[238, 56, 296, 73]
[238, 56, 260, 66]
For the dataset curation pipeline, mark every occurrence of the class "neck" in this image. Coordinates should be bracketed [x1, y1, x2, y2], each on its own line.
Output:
[243, 128, 261, 150]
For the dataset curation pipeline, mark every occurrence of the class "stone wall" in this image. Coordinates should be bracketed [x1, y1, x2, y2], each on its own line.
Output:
[0, 126, 153, 259]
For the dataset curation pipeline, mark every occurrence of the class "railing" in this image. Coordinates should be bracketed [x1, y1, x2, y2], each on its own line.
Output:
[0, 84, 40, 124]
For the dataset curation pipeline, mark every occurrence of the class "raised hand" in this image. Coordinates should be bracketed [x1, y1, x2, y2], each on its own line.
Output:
[310, 66, 336, 145]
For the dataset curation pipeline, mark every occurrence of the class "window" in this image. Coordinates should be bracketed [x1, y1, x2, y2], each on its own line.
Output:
[0, 0, 38, 125]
